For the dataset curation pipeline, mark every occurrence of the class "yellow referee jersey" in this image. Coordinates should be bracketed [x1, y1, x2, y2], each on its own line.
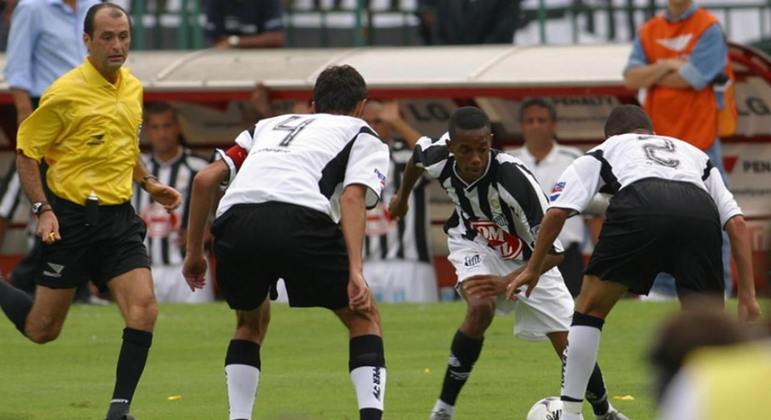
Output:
[16, 58, 143, 205]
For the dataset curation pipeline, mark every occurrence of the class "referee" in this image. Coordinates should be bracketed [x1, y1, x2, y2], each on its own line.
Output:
[0, 4, 181, 420]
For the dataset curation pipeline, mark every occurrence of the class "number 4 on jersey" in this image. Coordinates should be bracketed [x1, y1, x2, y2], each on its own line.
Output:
[274, 116, 315, 147]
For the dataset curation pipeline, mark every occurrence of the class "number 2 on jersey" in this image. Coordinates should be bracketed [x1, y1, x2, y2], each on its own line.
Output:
[640, 136, 680, 169]
[273, 116, 315, 147]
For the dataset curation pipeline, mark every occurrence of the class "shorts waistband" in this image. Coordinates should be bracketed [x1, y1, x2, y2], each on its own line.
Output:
[51, 194, 132, 212]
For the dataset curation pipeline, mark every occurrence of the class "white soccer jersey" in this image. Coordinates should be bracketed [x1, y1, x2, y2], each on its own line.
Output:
[413, 134, 562, 263]
[549, 133, 742, 226]
[365, 139, 432, 263]
[133, 148, 209, 266]
[508, 144, 585, 245]
[217, 113, 390, 222]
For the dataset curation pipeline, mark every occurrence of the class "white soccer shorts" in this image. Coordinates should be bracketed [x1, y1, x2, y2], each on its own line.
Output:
[447, 234, 573, 341]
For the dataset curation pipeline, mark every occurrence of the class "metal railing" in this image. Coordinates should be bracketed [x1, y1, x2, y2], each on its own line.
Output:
[126, 1, 771, 50]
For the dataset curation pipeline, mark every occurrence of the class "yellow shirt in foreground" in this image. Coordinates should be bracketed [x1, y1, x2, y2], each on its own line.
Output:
[17, 58, 142, 205]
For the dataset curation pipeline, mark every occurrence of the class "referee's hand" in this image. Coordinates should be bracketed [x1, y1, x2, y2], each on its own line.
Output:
[37, 211, 61, 244]
[146, 181, 182, 212]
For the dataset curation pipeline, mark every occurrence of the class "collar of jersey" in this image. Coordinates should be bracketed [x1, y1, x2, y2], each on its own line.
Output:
[523, 141, 559, 165]
[452, 153, 492, 190]
[82, 58, 124, 90]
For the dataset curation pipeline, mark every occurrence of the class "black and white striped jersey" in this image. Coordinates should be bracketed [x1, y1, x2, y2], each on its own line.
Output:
[550, 133, 742, 226]
[0, 162, 25, 222]
[364, 139, 432, 263]
[216, 113, 390, 222]
[132, 148, 208, 266]
[413, 134, 562, 262]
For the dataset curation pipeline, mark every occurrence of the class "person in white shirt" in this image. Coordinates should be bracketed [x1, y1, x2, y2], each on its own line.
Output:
[508, 98, 599, 296]
[509, 104, 761, 420]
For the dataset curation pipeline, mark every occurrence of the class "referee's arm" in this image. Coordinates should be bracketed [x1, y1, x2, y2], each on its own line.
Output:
[133, 156, 182, 211]
[16, 152, 58, 243]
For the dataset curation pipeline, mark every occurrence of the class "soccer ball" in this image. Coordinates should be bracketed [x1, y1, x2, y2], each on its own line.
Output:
[526, 396, 563, 420]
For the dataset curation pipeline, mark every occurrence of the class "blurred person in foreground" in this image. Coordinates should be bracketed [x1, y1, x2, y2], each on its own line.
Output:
[508, 104, 761, 420]
[362, 100, 438, 303]
[0, 4, 181, 419]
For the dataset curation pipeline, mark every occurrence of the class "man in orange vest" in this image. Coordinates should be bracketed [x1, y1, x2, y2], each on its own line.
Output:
[623, 0, 735, 298]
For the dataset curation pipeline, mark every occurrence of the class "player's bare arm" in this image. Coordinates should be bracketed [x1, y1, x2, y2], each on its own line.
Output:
[507, 207, 570, 300]
[16, 151, 59, 244]
[133, 156, 182, 211]
[388, 157, 424, 219]
[465, 252, 564, 299]
[724, 215, 762, 322]
[182, 159, 229, 290]
[340, 183, 371, 312]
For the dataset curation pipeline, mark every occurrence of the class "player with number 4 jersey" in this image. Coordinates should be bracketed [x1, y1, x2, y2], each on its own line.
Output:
[509, 105, 761, 420]
[183, 65, 389, 420]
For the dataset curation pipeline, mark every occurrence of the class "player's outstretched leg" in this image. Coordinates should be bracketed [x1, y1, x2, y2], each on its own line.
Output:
[430, 294, 495, 420]
[224, 299, 271, 420]
[0, 278, 35, 334]
[334, 298, 386, 420]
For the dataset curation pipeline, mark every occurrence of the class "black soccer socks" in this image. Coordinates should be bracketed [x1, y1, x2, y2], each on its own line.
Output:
[439, 330, 483, 406]
[349, 335, 386, 420]
[107, 327, 153, 420]
[0, 278, 33, 334]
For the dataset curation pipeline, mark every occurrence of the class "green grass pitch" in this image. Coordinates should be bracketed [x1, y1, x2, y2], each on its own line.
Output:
[0, 299, 693, 419]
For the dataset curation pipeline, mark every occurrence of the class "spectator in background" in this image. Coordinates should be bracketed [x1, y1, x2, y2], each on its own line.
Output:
[416, 0, 521, 45]
[1, 0, 100, 302]
[134, 103, 214, 303]
[507, 98, 605, 297]
[362, 100, 438, 303]
[623, 0, 735, 298]
[205, 0, 285, 49]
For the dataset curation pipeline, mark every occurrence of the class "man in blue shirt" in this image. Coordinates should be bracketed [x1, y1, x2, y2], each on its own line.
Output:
[4, 0, 99, 122]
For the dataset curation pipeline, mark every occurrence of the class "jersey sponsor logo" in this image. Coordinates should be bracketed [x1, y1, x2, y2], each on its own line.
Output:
[469, 220, 523, 260]
[141, 202, 180, 238]
[552, 181, 566, 193]
[43, 262, 65, 278]
[464, 254, 481, 267]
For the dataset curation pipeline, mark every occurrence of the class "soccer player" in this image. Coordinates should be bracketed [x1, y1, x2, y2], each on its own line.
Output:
[133, 102, 213, 303]
[182, 65, 390, 420]
[508, 104, 762, 420]
[389, 107, 626, 420]
[0, 4, 182, 420]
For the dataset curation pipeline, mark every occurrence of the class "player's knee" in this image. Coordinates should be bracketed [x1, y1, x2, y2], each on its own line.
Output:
[466, 298, 495, 324]
[126, 295, 158, 330]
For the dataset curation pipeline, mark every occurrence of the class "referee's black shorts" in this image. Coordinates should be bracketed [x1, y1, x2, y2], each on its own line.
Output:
[586, 178, 724, 297]
[39, 196, 150, 291]
[212, 202, 350, 311]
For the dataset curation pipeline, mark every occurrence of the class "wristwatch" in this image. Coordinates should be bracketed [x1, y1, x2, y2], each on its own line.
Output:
[227, 35, 240, 48]
[31, 201, 52, 215]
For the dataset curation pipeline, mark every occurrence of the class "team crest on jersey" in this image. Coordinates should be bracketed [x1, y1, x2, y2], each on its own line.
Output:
[469, 220, 523, 259]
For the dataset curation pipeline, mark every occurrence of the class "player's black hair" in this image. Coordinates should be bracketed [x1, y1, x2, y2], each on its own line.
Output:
[144, 102, 178, 123]
[84, 3, 132, 38]
[604, 104, 654, 138]
[313, 65, 368, 115]
[448, 106, 491, 138]
[519, 97, 557, 122]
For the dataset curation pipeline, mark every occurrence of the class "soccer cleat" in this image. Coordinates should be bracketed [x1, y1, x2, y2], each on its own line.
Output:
[429, 408, 453, 420]
[596, 407, 629, 420]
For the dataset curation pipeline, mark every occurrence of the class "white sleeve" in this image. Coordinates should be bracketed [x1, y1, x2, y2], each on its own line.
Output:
[344, 132, 390, 209]
[703, 167, 743, 227]
[234, 128, 255, 151]
[547, 155, 603, 215]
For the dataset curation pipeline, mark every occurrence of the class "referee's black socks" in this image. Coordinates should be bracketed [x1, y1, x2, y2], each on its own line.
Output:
[106, 327, 152, 420]
[0, 278, 33, 335]
[349, 335, 386, 420]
